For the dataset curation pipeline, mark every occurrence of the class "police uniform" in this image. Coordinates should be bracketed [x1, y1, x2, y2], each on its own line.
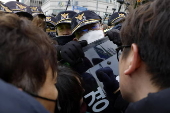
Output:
[5, 1, 33, 20]
[71, 10, 102, 35]
[56, 10, 77, 26]
[29, 6, 46, 19]
[46, 16, 57, 39]
[104, 12, 126, 46]
[55, 11, 77, 45]
[107, 12, 126, 30]
[0, 1, 13, 13]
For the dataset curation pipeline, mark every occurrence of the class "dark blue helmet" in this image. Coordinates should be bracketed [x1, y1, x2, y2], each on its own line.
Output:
[108, 12, 126, 26]
[5, 1, 33, 20]
[0, 1, 13, 13]
[55, 10, 77, 26]
[29, 6, 46, 19]
[46, 16, 57, 26]
[71, 10, 101, 34]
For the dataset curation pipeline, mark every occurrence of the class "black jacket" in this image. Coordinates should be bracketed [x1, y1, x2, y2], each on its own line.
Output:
[126, 88, 170, 113]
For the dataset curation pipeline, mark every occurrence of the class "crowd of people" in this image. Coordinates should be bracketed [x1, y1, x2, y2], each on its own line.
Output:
[0, 0, 170, 113]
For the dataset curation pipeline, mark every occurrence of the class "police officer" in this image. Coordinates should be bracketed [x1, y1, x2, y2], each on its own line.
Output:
[29, 6, 46, 19]
[71, 10, 104, 44]
[54, 11, 77, 45]
[59, 10, 123, 66]
[105, 12, 126, 46]
[0, 1, 13, 13]
[55, 10, 77, 36]
[108, 12, 126, 30]
[46, 16, 57, 39]
[58, 10, 104, 72]
[5, 1, 33, 20]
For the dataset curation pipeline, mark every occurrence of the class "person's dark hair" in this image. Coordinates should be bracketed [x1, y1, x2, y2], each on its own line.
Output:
[120, 0, 170, 89]
[55, 65, 84, 113]
[0, 13, 58, 94]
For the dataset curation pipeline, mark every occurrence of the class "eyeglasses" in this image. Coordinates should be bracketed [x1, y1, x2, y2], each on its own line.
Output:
[116, 45, 131, 61]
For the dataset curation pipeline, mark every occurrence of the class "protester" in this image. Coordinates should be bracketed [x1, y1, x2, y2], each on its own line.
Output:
[55, 65, 85, 113]
[118, 0, 170, 112]
[0, 12, 58, 113]
[0, 79, 49, 113]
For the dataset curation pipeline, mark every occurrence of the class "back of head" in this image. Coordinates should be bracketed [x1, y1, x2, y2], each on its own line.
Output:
[0, 13, 57, 94]
[56, 65, 84, 113]
[121, 0, 170, 89]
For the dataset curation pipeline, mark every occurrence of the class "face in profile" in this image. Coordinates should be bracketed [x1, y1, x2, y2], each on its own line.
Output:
[36, 67, 58, 113]
[118, 48, 134, 102]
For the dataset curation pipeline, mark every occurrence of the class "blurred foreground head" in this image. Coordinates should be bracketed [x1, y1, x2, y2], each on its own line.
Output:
[0, 12, 58, 113]
[119, 0, 170, 102]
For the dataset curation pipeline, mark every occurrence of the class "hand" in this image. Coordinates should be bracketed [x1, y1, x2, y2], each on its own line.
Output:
[106, 28, 122, 46]
[59, 41, 85, 66]
[96, 67, 119, 96]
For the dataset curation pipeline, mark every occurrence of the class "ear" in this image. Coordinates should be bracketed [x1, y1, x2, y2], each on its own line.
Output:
[73, 38, 78, 41]
[100, 24, 104, 30]
[18, 88, 23, 91]
[124, 43, 141, 75]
